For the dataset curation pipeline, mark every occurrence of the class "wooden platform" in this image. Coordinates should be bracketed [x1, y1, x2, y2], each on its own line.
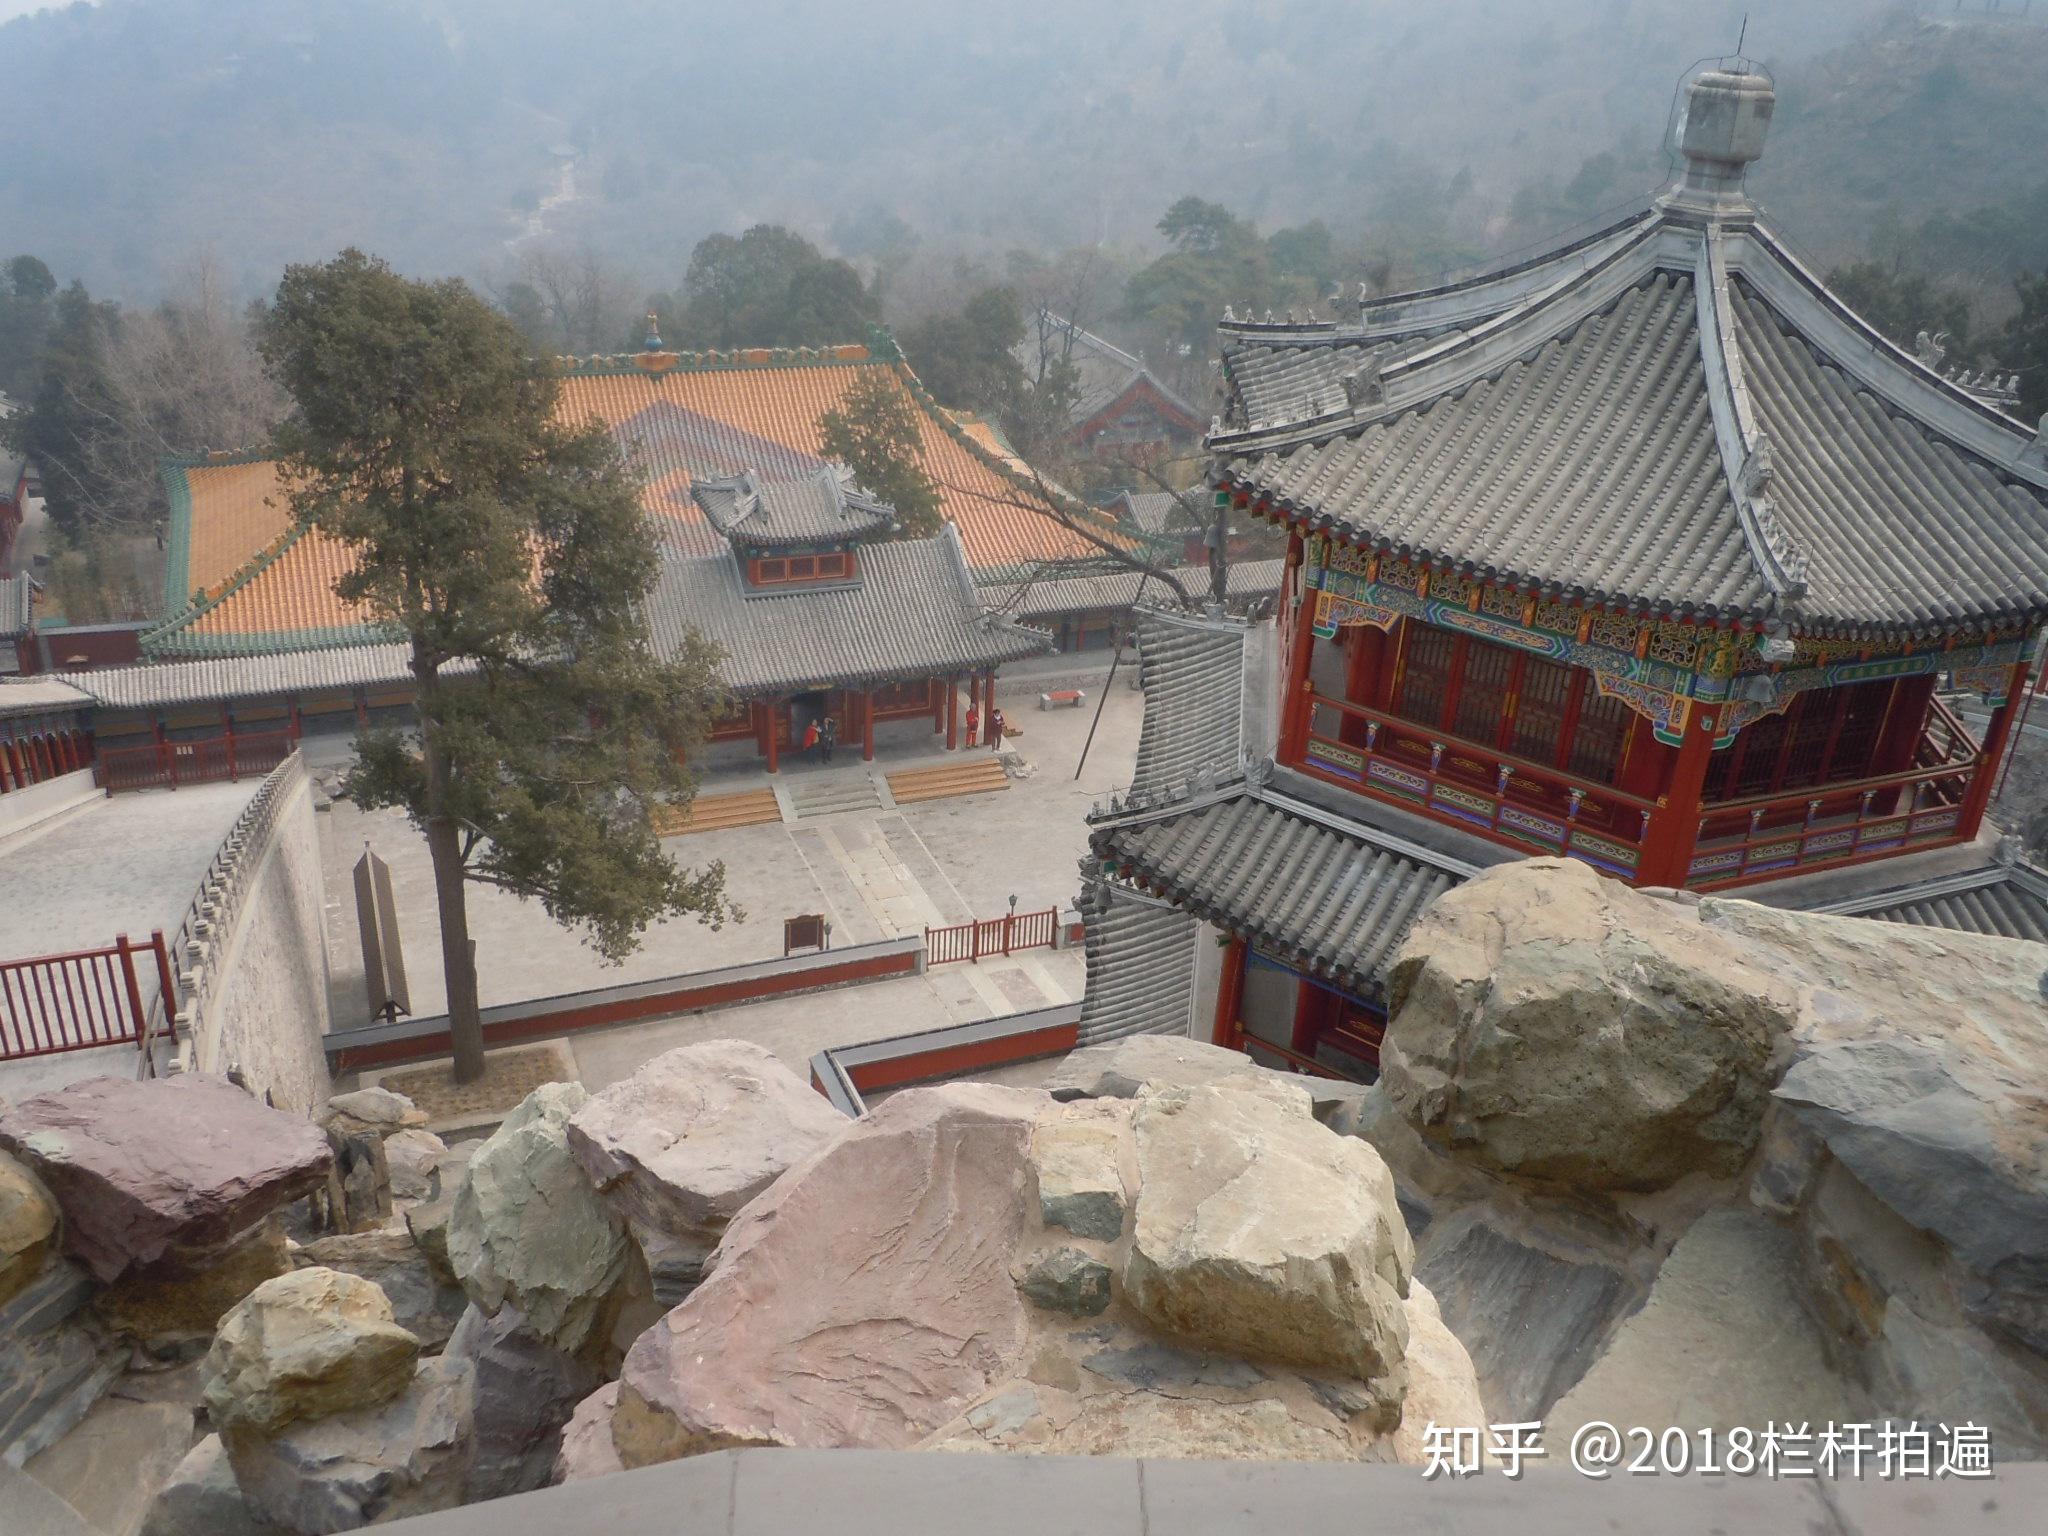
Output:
[654, 787, 783, 836]
[886, 757, 1011, 805]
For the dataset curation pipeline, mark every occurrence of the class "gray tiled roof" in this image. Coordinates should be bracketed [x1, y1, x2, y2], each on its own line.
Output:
[690, 467, 894, 548]
[53, 642, 425, 711]
[0, 574, 31, 637]
[1814, 862, 2048, 944]
[1731, 284, 2048, 631]
[987, 559, 1284, 623]
[1075, 885, 1200, 1046]
[645, 524, 1051, 696]
[1094, 788, 1469, 993]
[1213, 208, 2048, 637]
[1224, 272, 1765, 617]
[1130, 609, 1254, 798]
[1118, 492, 1184, 537]
[0, 676, 95, 717]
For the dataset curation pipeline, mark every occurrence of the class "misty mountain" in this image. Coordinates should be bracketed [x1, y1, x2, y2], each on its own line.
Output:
[0, 0, 2043, 304]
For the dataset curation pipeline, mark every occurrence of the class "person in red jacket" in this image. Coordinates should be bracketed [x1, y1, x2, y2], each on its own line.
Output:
[801, 717, 821, 762]
[964, 701, 980, 748]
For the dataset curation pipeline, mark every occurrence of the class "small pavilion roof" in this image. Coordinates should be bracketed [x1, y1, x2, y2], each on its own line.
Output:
[690, 466, 895, 548]
[1019, 313, 1203, 434]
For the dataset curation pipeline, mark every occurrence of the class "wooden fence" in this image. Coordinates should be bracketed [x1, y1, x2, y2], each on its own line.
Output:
[95, 728, 297, 794]
[0, 931, 176, 1061]
[924, 906, 1058, 965]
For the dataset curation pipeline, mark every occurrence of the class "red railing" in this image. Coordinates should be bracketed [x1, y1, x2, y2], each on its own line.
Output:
[0, 931, 177, 1061]
[96, 728, 297, 794]
[1297, 693, 1657, 880]
[925, 906, 1058, 966]
[1687, 699, 1981, 887]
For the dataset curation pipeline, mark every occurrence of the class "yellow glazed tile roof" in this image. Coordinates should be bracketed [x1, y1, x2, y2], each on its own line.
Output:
[153, 347, 1102, 656]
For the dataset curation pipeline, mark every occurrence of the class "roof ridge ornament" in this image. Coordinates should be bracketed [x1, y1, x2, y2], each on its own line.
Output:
[1340, 350, 1388, 411]
[1660, 62, 1775, 221]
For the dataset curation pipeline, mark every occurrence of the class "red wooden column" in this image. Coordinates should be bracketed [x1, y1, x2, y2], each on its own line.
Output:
[931, 677, 945, 735]
[1957, 659, 2034, 839]
[946, 676, 959, 750]
[861, 688, 875, 761]
[1638, 702, 1721, 887]
[984, 669, 996, 720]
[1212, 936, 1249, 1050]
[764, 699, 780, 774]
[1278, 587, 1319, 761]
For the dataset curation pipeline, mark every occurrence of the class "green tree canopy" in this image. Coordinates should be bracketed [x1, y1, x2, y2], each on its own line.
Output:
[261, 249, 735, 1081]
[817, 370, 943, 541]
[678, 225, 877, 349]
[899, 286, 1027, 421]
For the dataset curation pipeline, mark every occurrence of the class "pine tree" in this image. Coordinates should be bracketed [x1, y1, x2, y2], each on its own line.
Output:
[817, 372, 944, 539]
[261, 250, 736, 1082]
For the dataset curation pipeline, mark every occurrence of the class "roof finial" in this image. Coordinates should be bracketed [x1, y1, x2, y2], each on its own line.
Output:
[1665, 62, 1775, 217]
[643, 310, 664, 351]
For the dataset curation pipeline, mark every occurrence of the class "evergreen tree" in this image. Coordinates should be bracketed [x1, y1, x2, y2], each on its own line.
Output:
[817, 371, 943, 540]
[261, 250, 735, 1082]
[2006, 271, 2048, 421]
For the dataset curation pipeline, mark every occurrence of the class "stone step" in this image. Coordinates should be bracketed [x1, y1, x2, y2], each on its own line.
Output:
[653, 788, 781, 837]
[786, 776, 883, 819]
[886, 757, 1011, 805]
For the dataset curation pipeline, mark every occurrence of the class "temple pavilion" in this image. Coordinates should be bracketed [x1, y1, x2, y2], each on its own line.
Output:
[14, 340, 1071, 767]
[1076, 62, 2048, 1081]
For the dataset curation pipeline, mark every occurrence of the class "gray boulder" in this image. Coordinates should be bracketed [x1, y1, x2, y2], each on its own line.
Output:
[140, 1435, 281, 1536]
[292, 1229, 466, 1353]
[1030, 1112, 1126, 1242]
[1015, 1247, 1112, 1317]
[321, 1091, 425, 1137]
[564, 1040, 843, 1288]
[203, 1268, 421, 1436]
[1382, 858, 1793, 1189]
[1123, 1084, 1413, 1407]
[0, 1075, 333, 1282]
[444, 1303, 603, 1500]
[1043, 1035, 1275, 1102]
[225, 1356, 474, 1535]
[446, 1084, 629, 1355]
[379, 1132, 447, 1204]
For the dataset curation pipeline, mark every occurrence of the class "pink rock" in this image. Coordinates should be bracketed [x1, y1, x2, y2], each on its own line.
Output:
[0, 1075, 333, 1283]
[564, 1040, 845, 1271]
[611, 1084, 1039, 1466]
[553, 1383, 623, 1483]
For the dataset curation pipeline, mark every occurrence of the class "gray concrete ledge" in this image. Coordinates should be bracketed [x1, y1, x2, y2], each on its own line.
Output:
[375, 1449, 2044, 1536]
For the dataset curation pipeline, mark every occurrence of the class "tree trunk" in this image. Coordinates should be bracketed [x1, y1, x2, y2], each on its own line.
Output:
[413, 646, 485, 1084]
[426, 812, 484, 1083]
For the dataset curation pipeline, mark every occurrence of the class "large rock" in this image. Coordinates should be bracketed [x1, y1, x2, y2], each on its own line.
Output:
[1706, 900, 2048, 1361]
[0, 1076, 333, 1283]
[203, 1268, 422, 1435]
[604, 1082, 1485, 1472]
[0, 1149, 58, 1306]
[98, 1220, 291, 1351]
[564, 1040, 843, 1288]
[552, 1384, 623, 1483]
[379, 1132, 447, 1205]
[1382, 859, 1793, 1189]
[292, 1230, 466, 1353]
[613, 1083, 1039, 1465]
[1044, 1036, 1276, 1102]
[224, 1356, 473, 1535]
[446, 1083, 629, 1355]
[1030, 1113, 1127, 1242]
[0, 1259, 126, 1463]
[444, 1303, 602, 1500]
[322, 1091, 425, 1137]
[1123, 1084, 1413, 1405]
[141, 1435, 281, 1536]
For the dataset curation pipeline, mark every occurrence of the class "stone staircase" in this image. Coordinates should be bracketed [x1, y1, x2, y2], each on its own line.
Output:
[654, 788, 782, 837]
[886, 757, 1010, 806]
[785, 771, 884, 821]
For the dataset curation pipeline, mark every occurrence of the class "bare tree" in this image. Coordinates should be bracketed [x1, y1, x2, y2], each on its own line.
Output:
[513, 244, 639, 355]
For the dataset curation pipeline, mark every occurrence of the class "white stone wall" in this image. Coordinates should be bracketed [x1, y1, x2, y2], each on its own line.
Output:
[190, 775, 333, 1113]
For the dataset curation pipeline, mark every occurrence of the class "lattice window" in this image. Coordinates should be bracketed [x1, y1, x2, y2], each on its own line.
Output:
[1566, 687, 1632, 786]
[1506, 655, 1573, 764]
[1390, 623, 1455, 728]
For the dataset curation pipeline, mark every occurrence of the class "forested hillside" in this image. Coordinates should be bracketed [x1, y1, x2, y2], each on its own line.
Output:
[3, 1, 2043, 301]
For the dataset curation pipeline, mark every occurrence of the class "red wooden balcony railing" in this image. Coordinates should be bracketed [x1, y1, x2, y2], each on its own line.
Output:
[1686, 698, 1981, 888]
[1296, 692, 1658, 880]
[0, 931, 177, 1061]
[95, 727, 297, 794]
